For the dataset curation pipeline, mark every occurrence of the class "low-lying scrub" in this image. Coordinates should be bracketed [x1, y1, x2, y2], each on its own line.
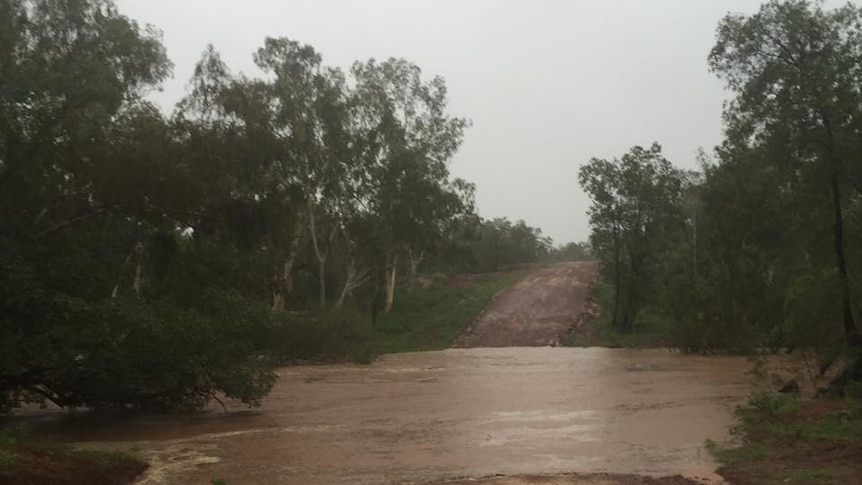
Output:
[708, 392, 862, 484]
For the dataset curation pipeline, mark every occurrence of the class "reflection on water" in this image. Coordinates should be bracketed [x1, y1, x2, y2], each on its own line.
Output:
[17, 348, 761, 484]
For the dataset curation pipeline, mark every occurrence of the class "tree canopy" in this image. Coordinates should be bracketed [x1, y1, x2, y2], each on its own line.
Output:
[0, 0, 569, 413]
[580, 1, 862, 367]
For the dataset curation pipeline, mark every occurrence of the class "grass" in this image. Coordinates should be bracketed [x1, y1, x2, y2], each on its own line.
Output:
[265, 270, 528, 364]
[784, 468, 834, 484]
[707, 392, 862, 485]
[371, 270, 528, 355]
[704, 438, 770, 464]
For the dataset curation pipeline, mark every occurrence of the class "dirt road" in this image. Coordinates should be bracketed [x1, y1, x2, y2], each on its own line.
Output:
[454, 262, 598, 348]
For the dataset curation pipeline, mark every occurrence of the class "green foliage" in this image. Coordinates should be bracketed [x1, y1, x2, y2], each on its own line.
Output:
[266, 307, 374, 364]
[71, 448, 144, 470]
[579, 143, 684, 333]
[703, 0, 862, 350]
[712, 393, 862, 483]
[565, 282, 671, 348]
[705, 438, 770, 466]
[0, 0, 510, 412]
[737, 392, 803, 425]
[540, 241, 593, 264]
[428, 216, 555, 274]
[579, 1, 862, 355]
[730, 393, 862, 444]
[783, 468, 834, 485]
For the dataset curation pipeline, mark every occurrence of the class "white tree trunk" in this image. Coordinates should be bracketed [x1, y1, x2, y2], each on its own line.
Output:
[407, 247, 425, 277]
[272, 227, 302, 312]
[308, 203, 338, 308]
[271, 257, 295, 311]
[336, 256, 367, 308]
[112, 242, 144, 298]
[384, 252, 398, 313]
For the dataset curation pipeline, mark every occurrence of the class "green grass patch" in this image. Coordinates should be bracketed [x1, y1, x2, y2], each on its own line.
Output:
[733, 392, 862, 444]
[70, 448, 144, 468]
[784, 468, 834, 484]
[704, 438, 771, 465]
[372, 271, 528, 355]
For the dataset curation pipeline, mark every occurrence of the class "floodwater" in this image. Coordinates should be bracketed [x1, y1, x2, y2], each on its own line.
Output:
[38, 347, 759, 484]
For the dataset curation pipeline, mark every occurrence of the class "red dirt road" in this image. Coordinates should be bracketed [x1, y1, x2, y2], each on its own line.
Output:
[454, 262, 598, 348]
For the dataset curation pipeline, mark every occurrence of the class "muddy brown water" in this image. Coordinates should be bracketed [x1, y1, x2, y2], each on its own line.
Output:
[29, 348, 759, 484]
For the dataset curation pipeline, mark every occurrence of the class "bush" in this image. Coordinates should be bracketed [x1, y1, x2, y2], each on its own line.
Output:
[265, 307, 374, 364]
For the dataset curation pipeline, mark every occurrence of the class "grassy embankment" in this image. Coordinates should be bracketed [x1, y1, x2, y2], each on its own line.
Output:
[269, 270, 529, 363]
[0, 426, 146, 485]
[372, 270, 528, 355]
[707, 390, 862, 485]
[564, 283, 672, 348]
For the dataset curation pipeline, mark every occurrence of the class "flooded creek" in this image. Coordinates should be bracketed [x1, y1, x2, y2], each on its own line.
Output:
[30, 348, 758, 484]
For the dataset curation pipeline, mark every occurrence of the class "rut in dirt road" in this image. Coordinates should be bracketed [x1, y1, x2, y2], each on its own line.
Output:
[454, 262, 598, 348]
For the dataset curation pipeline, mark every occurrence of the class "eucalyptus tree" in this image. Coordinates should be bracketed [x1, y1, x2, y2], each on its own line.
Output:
[253, 38, 354, 308]
[0, 0, 171, 407]
[351, 58, 470, 312]
[1, 0, 279, 412]
[579, 144, 683, 332]
[709, 0, 862, 349]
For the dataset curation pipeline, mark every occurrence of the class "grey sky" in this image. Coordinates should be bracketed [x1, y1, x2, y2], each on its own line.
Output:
[118, 1, 814, 244]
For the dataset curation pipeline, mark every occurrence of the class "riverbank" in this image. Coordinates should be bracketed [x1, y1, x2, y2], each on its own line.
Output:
[0, 427, 146, 485]
[709, 392, 862, 484]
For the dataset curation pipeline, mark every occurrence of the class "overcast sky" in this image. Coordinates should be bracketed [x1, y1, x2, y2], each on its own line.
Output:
[117, 1, 838, 244]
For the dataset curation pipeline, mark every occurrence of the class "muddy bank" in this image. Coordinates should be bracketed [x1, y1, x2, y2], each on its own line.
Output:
[454, 262, 598, 347]
[22, 348, 757, 484]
